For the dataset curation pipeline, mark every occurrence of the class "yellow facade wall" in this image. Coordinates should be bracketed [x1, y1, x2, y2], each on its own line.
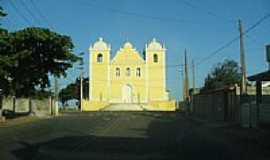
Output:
[146, 50, 166, 101]
[81, 100, 109, 111]
[110, 45, 147, 103]
[86, 38, 174, 111]
[90, 48, 110, 102]
[148, 101, 176, 111]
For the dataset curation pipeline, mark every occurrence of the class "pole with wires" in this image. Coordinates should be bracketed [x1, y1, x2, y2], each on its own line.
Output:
[78, 52, 84, 111]
[239, 19, 247, 95]
[192, 60, 196, 93]
[184, 49, 190, 102]
[182, 69, 185, 102]
[80, 68, 83, 112]
[54, 76, 59, 116]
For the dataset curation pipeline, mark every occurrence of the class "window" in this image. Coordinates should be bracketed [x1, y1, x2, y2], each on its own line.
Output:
[116, 67, 120, 77]
[97, 53, 103, 63]
[153, 54, 158, 63]
[136, 68, 141, 77]
[126, 67, 131, 76]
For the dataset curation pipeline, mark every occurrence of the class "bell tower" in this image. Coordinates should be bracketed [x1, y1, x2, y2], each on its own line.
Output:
[145, 38, 167, 101]
[89, 37, 111, 101]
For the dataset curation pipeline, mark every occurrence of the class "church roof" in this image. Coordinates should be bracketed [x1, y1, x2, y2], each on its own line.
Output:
[90, 37, 110, 51]
[111, 41, 145, 64]
[89, 38, 165, 63]
[146, 38, 165, 51]
[123, 42, 133, 49]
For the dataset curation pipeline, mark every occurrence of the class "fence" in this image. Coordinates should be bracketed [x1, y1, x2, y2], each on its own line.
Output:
[0, 96, 53, 117]
[191, 86, 270, 123]
[259, 103, 270, 123]
[192, 86, 240, 121]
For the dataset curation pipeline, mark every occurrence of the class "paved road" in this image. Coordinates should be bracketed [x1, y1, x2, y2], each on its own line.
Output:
[0, 112, 269, 160]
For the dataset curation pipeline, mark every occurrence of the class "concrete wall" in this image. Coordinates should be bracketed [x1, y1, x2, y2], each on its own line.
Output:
[192, 87, 240, 121]
[16, 98, 30, 112]
[193, 93, 230, 121]
[1, 97, 52, 117]
[260, 103, 270, 123]
[192, 86, 270, 122]
[31, 98, 52, 117]
[2, 97, 15, 111]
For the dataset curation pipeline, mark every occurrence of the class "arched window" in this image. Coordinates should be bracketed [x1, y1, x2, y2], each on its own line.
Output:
[126, 67, 131, 76]
[116, 67, 120, 77]
[97, 53, 103, 63]
[136, 68, 141, 77]
[153, 54, 158, 63]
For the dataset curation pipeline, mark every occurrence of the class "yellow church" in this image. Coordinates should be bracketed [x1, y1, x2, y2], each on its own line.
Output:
[82, 37, 175, 111]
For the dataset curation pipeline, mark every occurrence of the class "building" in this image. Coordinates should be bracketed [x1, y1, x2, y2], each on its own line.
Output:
[82, 38, 175, 111]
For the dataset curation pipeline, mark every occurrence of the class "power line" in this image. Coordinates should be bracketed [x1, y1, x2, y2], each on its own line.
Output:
[196, 12, 270, 66]
[8, 0, 32, 26]
[76, 0, 195, 24]
[244, 13, 270, 34]
[19, 0, 41, 25]
[180, 0, 235, 23]
[4, 17, 15, 29]
[88, 63, 183, 68]
[4, 2, 21, 28]
[196, 37, 239, 66]
[29, 0, 54, 29]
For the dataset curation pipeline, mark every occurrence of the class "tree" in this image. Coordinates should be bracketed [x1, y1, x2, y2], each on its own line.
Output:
[0, 7, 11, 96]
[0, 6, 6, 18]
[0, 30, 12, 96]
[59, 83, 78, 106]
[201, 59, 241, 92]
[0, 6, 7, 32]
[59, 77, 89, 107]
[0, 27, 81, 97]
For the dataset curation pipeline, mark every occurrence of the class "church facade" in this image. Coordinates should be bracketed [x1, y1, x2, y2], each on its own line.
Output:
[82, 38, 175, 111]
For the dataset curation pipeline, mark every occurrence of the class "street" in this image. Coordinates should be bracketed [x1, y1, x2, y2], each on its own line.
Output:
[0, 112, 269, 160]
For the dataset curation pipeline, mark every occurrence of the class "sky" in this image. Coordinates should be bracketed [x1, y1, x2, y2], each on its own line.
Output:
[1, 0, 270, 100]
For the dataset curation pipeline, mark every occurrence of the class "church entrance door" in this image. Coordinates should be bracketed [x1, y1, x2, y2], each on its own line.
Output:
[122, 84, 132, 103]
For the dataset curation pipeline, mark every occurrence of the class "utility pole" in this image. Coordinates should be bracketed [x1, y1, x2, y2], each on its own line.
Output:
[239, 19, 247, 95]
[184, 49, 190, 102]
[192, 60, 195, 93]
[80, 69, 83, 112]
[78, 53, 84, 111]
[266, 44, 270, 70]
[181, 69, 185, 101]
[177, 68, 184, 111]
[54, 76, 59, 116]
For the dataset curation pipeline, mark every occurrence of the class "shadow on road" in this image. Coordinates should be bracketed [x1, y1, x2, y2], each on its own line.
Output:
[11, 112, 181, 160]
[12, 135, 180, 160]
[10, 112, 265, 160]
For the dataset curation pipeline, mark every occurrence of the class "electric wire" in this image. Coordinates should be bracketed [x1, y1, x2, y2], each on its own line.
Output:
[196, 12, 270, 66]
[8, 0, 32, 26]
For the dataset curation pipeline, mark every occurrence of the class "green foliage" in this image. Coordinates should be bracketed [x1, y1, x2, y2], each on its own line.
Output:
[0, 6, 9, 95]
[0, 6, 7, 27]
[59, 77, 89, 106]
[0, 6, 6, 17]
[0, 29, 12, 95]
[0, 27, 81, 97]
[201, 59, 241, 92]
